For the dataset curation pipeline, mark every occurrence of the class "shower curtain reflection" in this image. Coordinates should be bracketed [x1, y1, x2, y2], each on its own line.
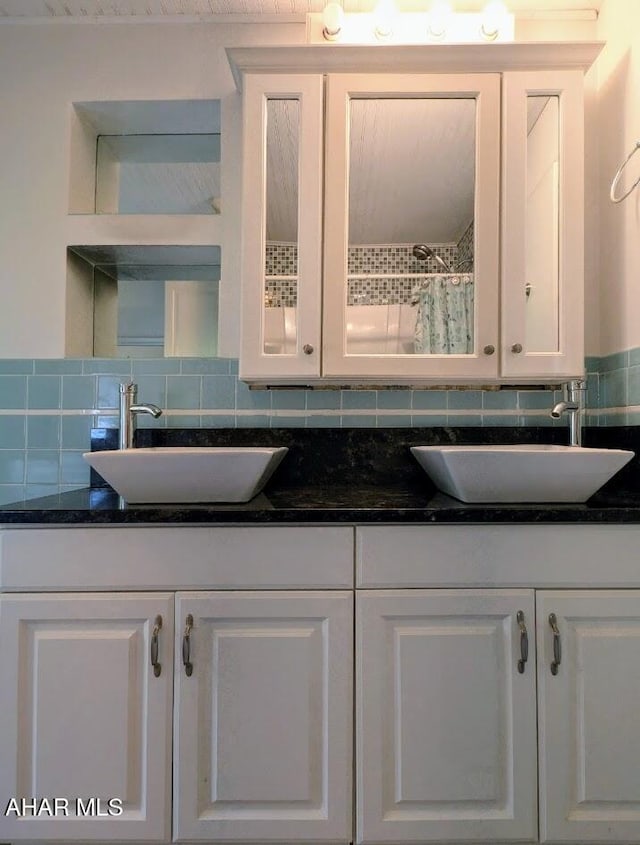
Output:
[413, 274, 474, 354]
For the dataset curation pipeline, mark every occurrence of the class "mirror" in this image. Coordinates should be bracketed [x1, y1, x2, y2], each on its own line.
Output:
[263, 98, 300, 355]
[346, 97, 476, 356]
[95, 133, 221, 215]
[69, 245, 220, 358]
[525, 95, 560, 353]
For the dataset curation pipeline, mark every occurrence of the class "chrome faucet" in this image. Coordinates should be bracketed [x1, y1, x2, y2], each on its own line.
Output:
[118, 382, 163, 450]
[550, 379, 586, 447]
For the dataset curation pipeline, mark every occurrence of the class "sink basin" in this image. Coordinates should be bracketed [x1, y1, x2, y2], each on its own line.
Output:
[410, 444, 634, 503]
[83, 447, 288, 504]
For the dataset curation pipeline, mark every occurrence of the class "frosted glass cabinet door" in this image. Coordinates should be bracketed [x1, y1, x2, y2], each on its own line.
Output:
[356, 590, 537, 843]
[0, 592, 174, 842]
[173, 590, 353, 842]
[537, 591, 640, 843]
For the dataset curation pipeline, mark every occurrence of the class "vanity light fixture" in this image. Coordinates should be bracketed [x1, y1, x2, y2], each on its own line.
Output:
[322, 2, 344, 41]
[315, 1, 513, 44]
[480, 0, 509, 41]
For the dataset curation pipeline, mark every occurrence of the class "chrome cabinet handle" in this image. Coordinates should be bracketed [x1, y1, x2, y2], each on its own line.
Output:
[151, 615, 162, 678]
[549, 612, 561, 675]
[182, 614, 194, 677]
[516, 610, 528, 674]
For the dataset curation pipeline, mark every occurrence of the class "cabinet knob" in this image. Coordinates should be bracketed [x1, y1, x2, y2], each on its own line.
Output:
[511, 343, 523, 354]
[303, 344, 314, 355]
[483, 345, 495, 356]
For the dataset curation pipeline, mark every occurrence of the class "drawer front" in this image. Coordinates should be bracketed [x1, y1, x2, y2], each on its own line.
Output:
[357, 524, 640, 589]
[0, 526, 354, 591]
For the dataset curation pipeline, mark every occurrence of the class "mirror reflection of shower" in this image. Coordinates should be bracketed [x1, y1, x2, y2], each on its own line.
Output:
[412, 243, 474, 273]
[412, 243, 453, 273]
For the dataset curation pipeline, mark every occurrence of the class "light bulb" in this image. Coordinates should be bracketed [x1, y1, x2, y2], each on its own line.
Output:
[427, 0, 452, 38]
[481, 0, 509, 40]
[374, 0, 397, 39]
[322, 2, 344, 40]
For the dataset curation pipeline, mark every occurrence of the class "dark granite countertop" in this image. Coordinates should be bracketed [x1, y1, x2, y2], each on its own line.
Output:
[2, 427, 640, 525]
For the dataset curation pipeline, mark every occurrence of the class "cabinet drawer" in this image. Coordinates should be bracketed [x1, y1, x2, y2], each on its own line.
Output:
[357, 524, 640, 589]
[0, 526, 354, 591]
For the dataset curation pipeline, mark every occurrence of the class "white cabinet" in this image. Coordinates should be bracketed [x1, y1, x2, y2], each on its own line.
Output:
[356, 589, 538, 843]
[357, 587, 640, 845]
[231, 44, 600, 386]
[537, 591, 640, 843]
[173, 590, 353, 842]
[0, 592, 174, 842]
[0, 584, 353, 844]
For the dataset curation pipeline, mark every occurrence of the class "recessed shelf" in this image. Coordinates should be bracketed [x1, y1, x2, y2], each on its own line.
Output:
[69, 100, 221, 216]
[67, 245, 220, 359]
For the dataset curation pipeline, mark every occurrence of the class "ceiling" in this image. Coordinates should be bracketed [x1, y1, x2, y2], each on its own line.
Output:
[0, 0, 602, 19]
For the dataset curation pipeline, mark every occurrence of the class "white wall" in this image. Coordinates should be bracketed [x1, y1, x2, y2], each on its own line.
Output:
[596, 0, 640, 356]
[0, 15, 602, 360]
[0, 19, 303, 357]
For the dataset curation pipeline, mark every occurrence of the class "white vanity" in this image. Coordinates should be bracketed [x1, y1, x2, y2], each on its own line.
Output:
[2, 520, 640, 844]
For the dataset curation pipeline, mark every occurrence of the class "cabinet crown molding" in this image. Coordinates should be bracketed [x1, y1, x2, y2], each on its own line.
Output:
[226, 41, 604, 91]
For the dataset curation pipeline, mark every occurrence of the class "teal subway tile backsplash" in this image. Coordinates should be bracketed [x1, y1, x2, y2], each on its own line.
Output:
[0, 351, 638, 504]
[202, 375, 236, 409]
[0, 360, 34, 375]
[0, 416, 25, 449]
[27, 376, 61, 410]
[62, 376, 95, 409]
[26, 450, 59, 484]
[34, 359, 83, 375]
[271, 391, 307, 411]
[377, 390, 412, 410]
[167, 375, 201, 409]
[0, 376, 26, 409]
[27, 416, 61, 449]
[342, 390, 376, 410]
[0, 451, 25, 484]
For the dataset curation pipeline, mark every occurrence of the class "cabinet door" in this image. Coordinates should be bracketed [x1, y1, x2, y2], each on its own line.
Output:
[537, 591, 640, 843]
[501, 70, 584, 379]
[0, 592, 174, 842]
[357, 589, 537, 843]
[240, 73, 324, 382]
[173, 590, 353, 842]
[323, 73, 500, 381]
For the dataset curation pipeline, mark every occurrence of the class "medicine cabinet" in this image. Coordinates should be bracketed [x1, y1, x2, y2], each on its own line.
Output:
[229, 43, 601, 386]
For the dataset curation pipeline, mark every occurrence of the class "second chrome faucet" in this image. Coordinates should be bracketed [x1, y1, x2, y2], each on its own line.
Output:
[118, 382, 163, 450]
[550, 379, 586, 447]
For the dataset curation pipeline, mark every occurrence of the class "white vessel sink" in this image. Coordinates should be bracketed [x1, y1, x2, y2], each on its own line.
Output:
[411, 444, 634, 504]
[83, 447, 288, 504]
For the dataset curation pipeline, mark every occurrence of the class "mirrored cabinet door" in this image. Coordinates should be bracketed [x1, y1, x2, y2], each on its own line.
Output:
[323, 74, 500, 381]
[501, 70, 584, 379]
[240, 74, 323, 381]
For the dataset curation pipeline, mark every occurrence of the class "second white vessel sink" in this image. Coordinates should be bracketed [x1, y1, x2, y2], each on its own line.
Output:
[411, 444, 634, 503]
[83, 446, 288, 504]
